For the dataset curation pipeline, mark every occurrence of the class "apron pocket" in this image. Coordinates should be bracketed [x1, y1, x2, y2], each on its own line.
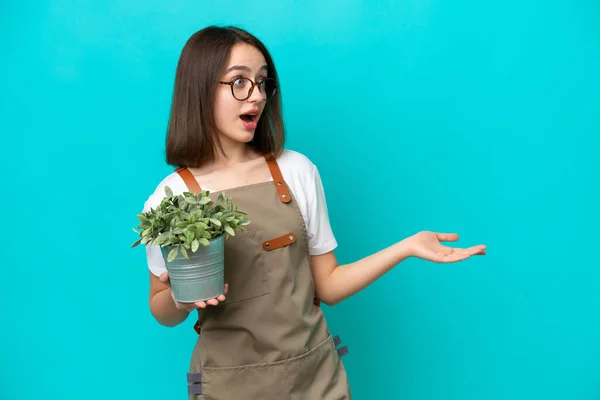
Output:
[200, 335, 351, 400]
[222, 230, 270, 304]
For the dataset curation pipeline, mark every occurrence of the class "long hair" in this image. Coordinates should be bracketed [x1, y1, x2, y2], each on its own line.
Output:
[165, 26, 285, 167]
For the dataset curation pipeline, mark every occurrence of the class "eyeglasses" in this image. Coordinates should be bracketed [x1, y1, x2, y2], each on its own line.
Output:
[219, 77, 278, 101]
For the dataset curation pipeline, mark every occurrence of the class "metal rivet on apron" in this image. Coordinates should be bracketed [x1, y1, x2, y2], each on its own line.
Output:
[265, 243, 271, 248]
[281, 194, 288, 199]
[289, 235, 294, 241]
[277, 181, 283, 186]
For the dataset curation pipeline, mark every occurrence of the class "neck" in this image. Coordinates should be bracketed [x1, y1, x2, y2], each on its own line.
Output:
[213, 139, 254, 168]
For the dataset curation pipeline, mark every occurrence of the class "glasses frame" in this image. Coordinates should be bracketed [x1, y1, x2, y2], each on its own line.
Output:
[219, 77, 278, 101]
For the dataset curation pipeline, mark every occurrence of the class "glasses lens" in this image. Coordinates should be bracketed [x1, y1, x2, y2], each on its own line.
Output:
[261, 78, 278, 99]
[232, 77, 252, 100]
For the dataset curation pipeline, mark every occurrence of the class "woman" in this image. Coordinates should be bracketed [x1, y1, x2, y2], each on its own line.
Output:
[143, 26, 486, 399]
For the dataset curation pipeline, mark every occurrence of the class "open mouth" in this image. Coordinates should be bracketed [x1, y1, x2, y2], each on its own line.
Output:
[240, 114, 256, 123]
[239, 110, 260, 129]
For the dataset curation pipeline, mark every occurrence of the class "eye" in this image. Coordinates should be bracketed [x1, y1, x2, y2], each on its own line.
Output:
[232, 77, 246, 86]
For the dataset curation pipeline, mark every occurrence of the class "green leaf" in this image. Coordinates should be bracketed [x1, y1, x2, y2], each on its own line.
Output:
[194, 210, 204, 218]
[131, 238, 142, 248]
[154, 233, 170, 245]
[167, 247, 179, 262]
[186, 231, 195, 242]
[210, 218, 221, 226]
[199, 238, 210, 246]
[224, 224, 235, 236]
[199, 196, 211, 205]
[165, 186, 173, 198]
[191, 239, 199, 252]
[185, 197, 196, 204]
[180, 245, 189, 259]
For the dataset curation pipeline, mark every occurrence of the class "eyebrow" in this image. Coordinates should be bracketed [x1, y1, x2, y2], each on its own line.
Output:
[224, 65, 268, 74]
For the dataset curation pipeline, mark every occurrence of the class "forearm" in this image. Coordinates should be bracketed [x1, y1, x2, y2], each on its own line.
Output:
[324, 239, 413, 305]
[150, 288, 191, 327]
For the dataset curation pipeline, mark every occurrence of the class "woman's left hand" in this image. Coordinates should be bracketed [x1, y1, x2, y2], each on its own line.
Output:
[406, 231, 486, 263]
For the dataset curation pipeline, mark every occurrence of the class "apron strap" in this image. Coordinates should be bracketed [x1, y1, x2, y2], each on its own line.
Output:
[176, 154, 289, 202]
[264, 153, 291, 203]
[175, 167, 202, 194]
[333, 335, 349, 358]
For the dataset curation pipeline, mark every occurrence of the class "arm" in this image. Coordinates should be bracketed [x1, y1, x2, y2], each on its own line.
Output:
[149, 272, 191, 327]
[311, 231, 486, 306]
[149, 272, 228, 327]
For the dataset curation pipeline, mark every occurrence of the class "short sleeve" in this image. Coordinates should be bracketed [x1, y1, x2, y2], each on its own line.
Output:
[305, 164, 338, 255]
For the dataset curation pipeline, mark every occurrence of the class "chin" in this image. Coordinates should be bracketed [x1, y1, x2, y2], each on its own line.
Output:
[239, 131, 255, 143]
[224, 131, 255, 144]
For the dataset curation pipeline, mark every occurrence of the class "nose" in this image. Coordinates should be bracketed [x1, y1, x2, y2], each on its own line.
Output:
[247, 83, 266, 103]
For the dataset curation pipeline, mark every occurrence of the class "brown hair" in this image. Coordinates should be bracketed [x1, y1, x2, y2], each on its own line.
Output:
[165, 26, 285, 168]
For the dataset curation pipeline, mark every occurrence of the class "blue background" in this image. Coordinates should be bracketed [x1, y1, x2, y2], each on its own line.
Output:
[2, 1, 599, 399]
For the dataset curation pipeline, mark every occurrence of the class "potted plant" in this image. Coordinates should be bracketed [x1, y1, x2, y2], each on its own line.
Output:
[132, 186, 250, 302]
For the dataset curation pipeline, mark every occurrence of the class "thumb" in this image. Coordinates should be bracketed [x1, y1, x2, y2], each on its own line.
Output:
[159, 272, 170, 284]
[436, 233, 459, 242]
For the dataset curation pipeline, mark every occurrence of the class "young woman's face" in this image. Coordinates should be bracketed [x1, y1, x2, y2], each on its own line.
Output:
[214, 43, 269, 146]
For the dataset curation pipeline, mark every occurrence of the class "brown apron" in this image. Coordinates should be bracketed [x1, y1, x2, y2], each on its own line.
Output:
[174, 153, 351, 400]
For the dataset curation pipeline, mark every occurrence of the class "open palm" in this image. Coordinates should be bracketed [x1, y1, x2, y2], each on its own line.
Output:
[408, 231, 486, 263]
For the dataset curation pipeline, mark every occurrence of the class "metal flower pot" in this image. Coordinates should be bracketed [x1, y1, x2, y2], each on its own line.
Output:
[160, 235, 225, 303]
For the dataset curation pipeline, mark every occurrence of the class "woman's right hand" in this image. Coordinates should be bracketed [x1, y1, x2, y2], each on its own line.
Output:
[159, 272, 228, 312]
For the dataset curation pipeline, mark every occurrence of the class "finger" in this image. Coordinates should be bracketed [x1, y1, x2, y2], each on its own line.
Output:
[216, 294, 226, 301]
[444, 247, 486, 262]
[470, 245, 486, 255]
[437, 233, 459, 242]
[224, 283, 229, 295]
[196, 301, 207, 309]
[206, 299, 219, 306]
[159, 273, 170, 284]
[454, 248, 484, 258]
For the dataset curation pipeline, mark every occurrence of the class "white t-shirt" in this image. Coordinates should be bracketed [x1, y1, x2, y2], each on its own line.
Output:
[143, 149, 338, 277]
